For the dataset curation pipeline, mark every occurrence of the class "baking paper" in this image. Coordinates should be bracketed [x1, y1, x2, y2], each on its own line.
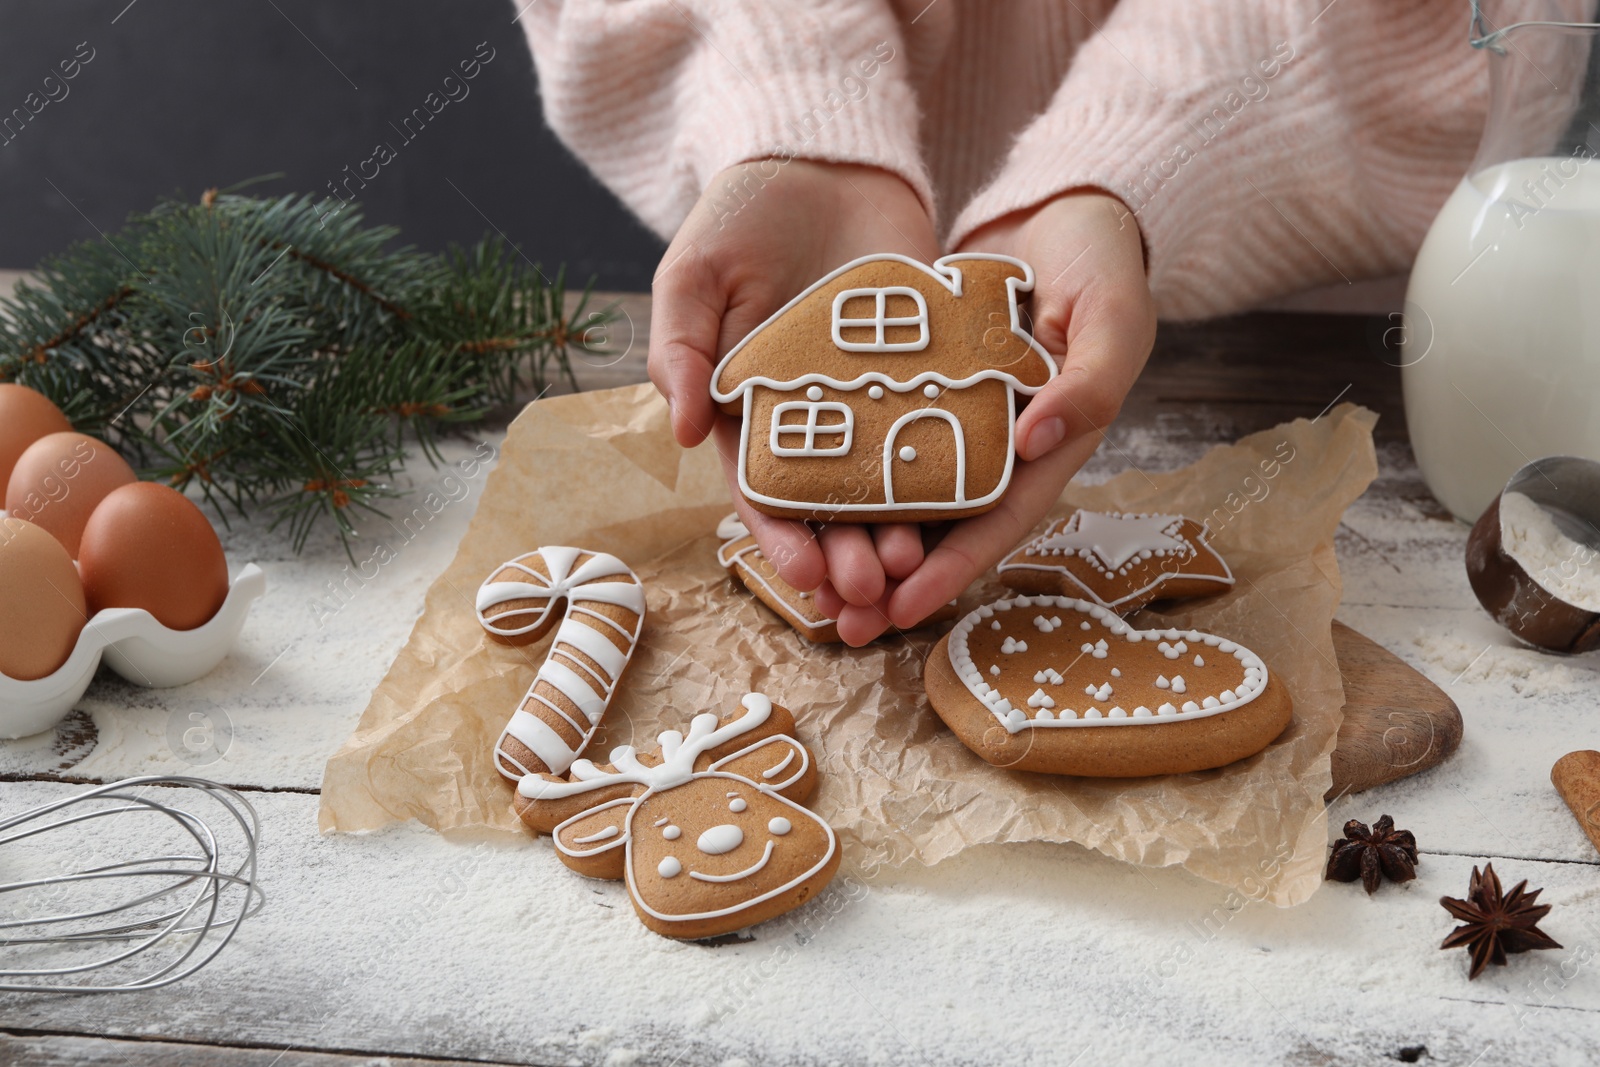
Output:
[320, 384, 1377, 906]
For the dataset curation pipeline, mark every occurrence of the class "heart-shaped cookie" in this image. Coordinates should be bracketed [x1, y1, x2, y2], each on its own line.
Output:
[924, 595, 1293, 776]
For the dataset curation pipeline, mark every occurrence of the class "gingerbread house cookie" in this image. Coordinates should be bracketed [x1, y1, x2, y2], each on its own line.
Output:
[924, 595, 1292, 777]
[710, 254, 1056, 523]
[998, 510, 1233, 613]
[515, 693, 840, 940]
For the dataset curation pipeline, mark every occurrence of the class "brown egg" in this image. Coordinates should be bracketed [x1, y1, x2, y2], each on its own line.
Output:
[6, 432, 136, 557]
[0, 517, 88, 680]
[0, 384, 72, 490]
[78, 482, 229, 631]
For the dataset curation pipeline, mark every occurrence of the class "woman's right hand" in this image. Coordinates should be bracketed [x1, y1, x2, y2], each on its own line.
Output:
[648, 159, 939, 609]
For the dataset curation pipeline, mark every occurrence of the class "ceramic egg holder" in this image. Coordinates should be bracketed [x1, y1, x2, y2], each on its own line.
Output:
[0, 564, 265, 739]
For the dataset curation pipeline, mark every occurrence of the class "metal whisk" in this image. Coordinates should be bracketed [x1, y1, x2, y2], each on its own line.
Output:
[0, 775, 263, 993]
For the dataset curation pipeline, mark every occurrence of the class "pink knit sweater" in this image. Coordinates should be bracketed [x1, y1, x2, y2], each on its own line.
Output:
[520, 0, 1487, 318]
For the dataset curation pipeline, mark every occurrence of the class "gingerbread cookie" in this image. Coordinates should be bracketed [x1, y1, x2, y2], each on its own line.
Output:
[475, 547, 646, 779]
[710, 254, 1056, 523]
[715, 514, 840, 641]
[998, 510, 1233, 613]
[516, 693, 840, 940]
[715, 513, 960, 642]
[924, 595, 1292, 776]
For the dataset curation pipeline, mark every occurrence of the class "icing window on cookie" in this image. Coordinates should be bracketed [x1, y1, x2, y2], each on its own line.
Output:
[769, 401, 853, 457]
[830, 286, 930, 352]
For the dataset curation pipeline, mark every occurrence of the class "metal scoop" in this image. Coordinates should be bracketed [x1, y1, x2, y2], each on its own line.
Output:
[1466, 455, 1600, 653]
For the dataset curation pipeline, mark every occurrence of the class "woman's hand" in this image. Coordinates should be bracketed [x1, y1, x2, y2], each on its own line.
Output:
[815, 189, 1157, 644]
[649, 160, 938, 605]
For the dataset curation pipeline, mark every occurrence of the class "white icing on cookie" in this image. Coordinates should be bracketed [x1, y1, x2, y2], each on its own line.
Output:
[716, 521, 833, 635]
[1035, 512, 1185, 570]
[527, 694, 839, 929]
[710, 253, 1057, 516]
[945, 595, 1268, 733]
[716, 513, 751, 541]
[697, 823, 744, 855]
[691, 841, 775, 884]
[998, 509, 1236, 610]
[477, 547, 646, 778]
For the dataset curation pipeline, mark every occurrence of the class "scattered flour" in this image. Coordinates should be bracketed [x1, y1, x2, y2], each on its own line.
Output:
[1411, 629, 1600, 695]
[10, 779, 1599, 1067]
[1499, 491, 1600, 612]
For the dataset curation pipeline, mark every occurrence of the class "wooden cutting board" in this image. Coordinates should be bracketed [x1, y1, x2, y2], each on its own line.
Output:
[1328, 620, 1462, 798]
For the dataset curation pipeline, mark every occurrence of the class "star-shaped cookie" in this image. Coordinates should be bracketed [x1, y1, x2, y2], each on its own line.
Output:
[997, 509, 1233, 613]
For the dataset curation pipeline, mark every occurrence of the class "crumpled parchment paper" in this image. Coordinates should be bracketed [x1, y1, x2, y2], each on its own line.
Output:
[320, 383, 1377, 907]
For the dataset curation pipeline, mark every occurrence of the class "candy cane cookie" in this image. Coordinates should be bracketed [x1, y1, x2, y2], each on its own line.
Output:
[476, 547, 647, 779]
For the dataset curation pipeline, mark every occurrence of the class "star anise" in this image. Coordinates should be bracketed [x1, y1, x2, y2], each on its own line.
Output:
[1325, 814, 1418, 894]
[1440, 863, 1562, 980]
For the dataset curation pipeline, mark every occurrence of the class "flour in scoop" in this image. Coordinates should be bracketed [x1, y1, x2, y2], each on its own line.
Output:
[1500, 490, 1600, 612]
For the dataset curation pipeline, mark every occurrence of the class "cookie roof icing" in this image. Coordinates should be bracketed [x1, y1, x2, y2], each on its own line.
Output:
[711, 253, 1057, 399]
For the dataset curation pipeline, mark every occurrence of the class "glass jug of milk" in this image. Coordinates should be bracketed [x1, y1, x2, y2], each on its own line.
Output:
[1404, 0, 1600, 521]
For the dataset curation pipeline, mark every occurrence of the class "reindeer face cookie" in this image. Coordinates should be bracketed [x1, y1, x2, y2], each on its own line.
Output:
[475, 547, 646, 780]
[516, 694, 840, 939]
[923, 595, 1293, 777]
[998, 510, 1233, 614]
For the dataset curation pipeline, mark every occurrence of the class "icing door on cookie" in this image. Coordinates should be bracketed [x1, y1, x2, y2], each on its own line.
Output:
[883, 410, 965, 505]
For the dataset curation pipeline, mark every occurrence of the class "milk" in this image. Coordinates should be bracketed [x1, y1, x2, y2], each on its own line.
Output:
[1403, 155, 1600, 521]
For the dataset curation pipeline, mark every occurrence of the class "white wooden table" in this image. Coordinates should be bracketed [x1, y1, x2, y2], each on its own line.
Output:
[2, 301, 1598, 1067]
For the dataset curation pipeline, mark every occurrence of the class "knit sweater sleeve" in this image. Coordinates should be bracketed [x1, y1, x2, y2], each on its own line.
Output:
[518, 0, 930, 240]
[946, 0, 1486, 319]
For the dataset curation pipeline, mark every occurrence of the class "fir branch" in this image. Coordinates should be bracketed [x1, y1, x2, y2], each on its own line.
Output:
[0, 187, 608, 553]
[276, 242, 411, 320]
[18, 284, 135, 366]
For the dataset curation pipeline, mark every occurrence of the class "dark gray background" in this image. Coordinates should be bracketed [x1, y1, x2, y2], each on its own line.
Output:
[0, 0, 666, 289]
